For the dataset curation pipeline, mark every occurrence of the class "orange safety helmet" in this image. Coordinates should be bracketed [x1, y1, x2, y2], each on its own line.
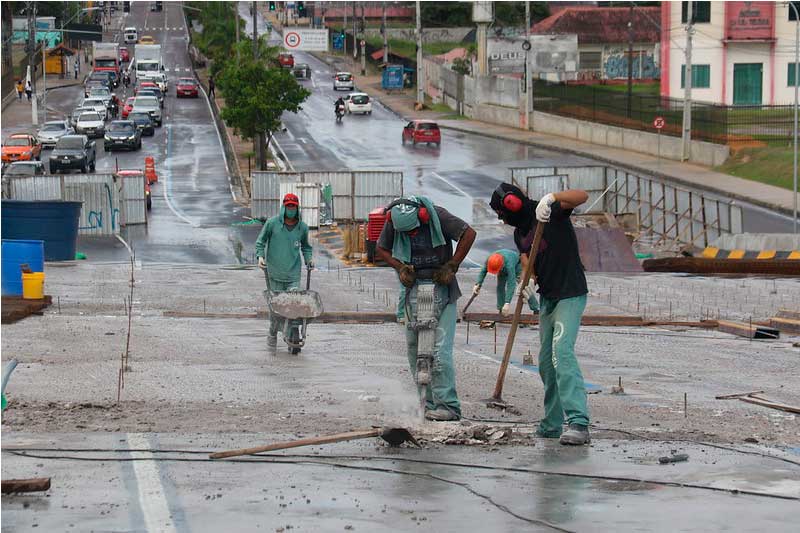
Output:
[486, 253, 504, 275]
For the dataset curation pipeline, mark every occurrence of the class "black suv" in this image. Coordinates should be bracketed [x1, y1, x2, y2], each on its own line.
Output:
[104, 120, 142, 151]
[129, 111, 155, 136]
[48, 135, 97, 174]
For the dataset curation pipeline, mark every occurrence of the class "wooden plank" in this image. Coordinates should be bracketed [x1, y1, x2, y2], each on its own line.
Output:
[776, 309, 800, 320]
[1, 478, 51, 494]
[464, 313, 646, 327]
[717, 319, 779, 339]
[768, 317, 800, 334]
[162, 311, 398, 323]
[740, 395, 800, 415]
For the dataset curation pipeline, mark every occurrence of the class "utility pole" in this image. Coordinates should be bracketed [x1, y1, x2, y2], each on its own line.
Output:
[681, 1, 694, 162]
[790, 1, 799, 237]
[253, 0, 262, 170]
[524, 1, 531, 129]
[27, 1, 38, 126]
[252, 0, 258, 59]
[41, 40, 46, 122]
[343, 1, 347, 56]
[416, 0, 423, 106]
[352, 1, 357, 60]
[382, 1, 387, 65]
[360, 2, 366, 74]
[626, 2, 633, 118]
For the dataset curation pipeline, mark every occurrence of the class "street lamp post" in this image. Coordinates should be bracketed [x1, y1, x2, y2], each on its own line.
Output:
[789, 1, 799, 237]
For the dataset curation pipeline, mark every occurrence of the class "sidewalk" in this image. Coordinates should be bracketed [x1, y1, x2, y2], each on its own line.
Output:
[3, 76, 85, 131]
[318, 53, 798, 218]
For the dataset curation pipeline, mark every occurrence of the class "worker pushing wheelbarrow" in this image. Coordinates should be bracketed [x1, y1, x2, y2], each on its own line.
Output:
[256, 193, 320, 354]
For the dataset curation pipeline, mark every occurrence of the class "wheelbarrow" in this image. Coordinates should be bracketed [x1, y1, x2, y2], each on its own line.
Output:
[264, 267, 323, 354]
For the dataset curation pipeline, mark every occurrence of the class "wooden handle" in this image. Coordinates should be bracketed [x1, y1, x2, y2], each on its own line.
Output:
[209, 429, 382, 459]
[490, 222, 544, 400]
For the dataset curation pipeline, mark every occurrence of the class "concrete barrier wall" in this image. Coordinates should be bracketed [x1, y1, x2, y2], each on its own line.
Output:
[466, 103, 521, 129]
[531, 111, 730, 167]
[364, 27, 472, 44]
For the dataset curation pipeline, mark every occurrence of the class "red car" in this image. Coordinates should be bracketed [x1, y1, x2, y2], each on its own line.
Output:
[121, 96, 135, 119]
[135, 81, 159, 94]
[402, 120, 441, 147]
[278, 52, 294, 68]
[120, 47, 130, 62]
[176, 77, 199, 98]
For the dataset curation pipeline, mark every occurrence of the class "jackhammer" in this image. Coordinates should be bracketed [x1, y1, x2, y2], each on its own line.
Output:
[405, 280, 439, 414]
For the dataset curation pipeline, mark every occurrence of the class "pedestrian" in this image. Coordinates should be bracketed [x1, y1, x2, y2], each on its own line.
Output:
[74, 58, 79, 79]
[15, 80, 23, 99]
[255, 193, 314, 351]
[208, 76, 215, 98]
[25, 80, 32, 101]
[84, 47, 89, 64]
[375, 196, 476, 421]
[490, 184, 591, 445]
[472, 249, 539, 317]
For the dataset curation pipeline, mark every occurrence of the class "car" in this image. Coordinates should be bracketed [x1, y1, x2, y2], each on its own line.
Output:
[75, 111, 106, 138]
[292, 63, 311, 80]
[81, 98, 109, 120]
[104, 120, 142, 151]
[333, 72, 354, 91]
[175, 77, 199, 98]
[2, 134, 42, 163]
[278, 52, 295, 68]
[85, 72, 113, 94]
[120, 47, 130, 62]
[48, 135, 96, 174]
[124, 27, 138, 44]
[346, 92, 372, 115]
[116, 169, 152, 210]
[132, 96, 162, 126]
[136, 86, 164, 108]
[69, 106, 92, 128]
[150, 72, 168, 93]
[37, 120, 75, 148]
[88, 87, 114, 109]
[129, 111, 155, 136]
[150, 1, 162, 13]
[402, 120, 441, 147]
[2, 160, 46, 177]
[139, 35, 156, 45]
[121, 97, 136, 119]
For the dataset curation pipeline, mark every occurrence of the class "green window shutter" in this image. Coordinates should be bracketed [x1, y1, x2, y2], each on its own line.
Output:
[681, 65, 710, 89]
[790, 63, 799, 87]
[681, 66, 685, 88]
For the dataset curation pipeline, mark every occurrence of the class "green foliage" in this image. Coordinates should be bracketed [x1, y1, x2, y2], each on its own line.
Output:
[451, 57, 471, 76]
[421, 2, 471, 26]
[188, 1, 242, 63]
[217, 46, 310, 141]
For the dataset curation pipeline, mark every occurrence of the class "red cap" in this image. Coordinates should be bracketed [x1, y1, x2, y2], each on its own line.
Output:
[283, 193, 299, 206]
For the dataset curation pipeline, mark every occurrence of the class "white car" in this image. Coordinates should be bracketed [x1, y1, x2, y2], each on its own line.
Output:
[333, 72, 354, 91]
[151, 72, 168, 93]
[124, 27, 138, 44]
[81, 98, 108, 120]
[132, 95, 162, 126]
[88, 87, 113, 109]
[37, 120, 75, 148]
[346, 92, 372, 115]
[75, 111, 106, 139]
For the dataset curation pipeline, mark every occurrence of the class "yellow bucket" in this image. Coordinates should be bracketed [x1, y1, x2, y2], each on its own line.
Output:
[22, 271, 45, 300]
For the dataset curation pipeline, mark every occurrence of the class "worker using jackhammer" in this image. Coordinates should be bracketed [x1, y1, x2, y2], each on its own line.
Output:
[376, 196, 476, 421]
[490, 184, 591, 445]
[473, 249, 539, 316]
[255, 193, 314, 351]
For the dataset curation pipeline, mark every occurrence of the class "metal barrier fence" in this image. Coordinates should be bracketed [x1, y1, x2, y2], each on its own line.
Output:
[252, 171, 403, 222]
[3, 173, 150, 235]
[531, 80, 795, 144]
[509, 165, 743, 248]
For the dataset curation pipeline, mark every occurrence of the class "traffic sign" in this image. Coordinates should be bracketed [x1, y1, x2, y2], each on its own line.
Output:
[284, 31, 301, 49]
[653, 116, 665, 130]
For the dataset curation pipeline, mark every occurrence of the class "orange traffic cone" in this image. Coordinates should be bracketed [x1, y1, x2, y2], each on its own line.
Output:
[144, 156, 158, 184]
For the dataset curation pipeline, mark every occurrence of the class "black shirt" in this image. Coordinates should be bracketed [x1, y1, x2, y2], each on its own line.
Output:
[514, 201, 587, 301]
[378, 205, 469, 301]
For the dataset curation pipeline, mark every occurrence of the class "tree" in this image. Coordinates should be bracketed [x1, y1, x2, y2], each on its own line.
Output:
[421, 2, 471, 26]
[217, 43, 310, 170]
[495, 2, 550, 25]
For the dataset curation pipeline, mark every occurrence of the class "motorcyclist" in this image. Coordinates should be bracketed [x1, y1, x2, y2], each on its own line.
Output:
[334, 97, 345, 117]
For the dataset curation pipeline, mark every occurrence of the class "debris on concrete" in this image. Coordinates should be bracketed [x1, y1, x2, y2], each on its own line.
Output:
[658, 453, 690, 464]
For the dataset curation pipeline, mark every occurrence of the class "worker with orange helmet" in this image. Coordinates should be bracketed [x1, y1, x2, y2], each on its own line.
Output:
[473, 249, 538, 316]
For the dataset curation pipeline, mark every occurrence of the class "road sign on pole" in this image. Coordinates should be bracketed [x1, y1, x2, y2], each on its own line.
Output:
[654, 116, 665, 168]
[653, 116, 665, 130]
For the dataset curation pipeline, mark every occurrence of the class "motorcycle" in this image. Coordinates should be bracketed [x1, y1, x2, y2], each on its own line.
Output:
[335, 104, 345, 123]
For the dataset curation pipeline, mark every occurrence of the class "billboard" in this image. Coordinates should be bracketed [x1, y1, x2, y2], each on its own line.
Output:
[488, 34, 578, 75]
[283, 29, 329, 52]
[725, 1, 775, 40]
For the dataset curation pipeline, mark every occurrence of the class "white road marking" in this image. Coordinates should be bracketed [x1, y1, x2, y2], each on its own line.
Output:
[115, 234, 134, 258]
[430, 171, 470, 199]
[184, 68, 191, 72]
[127, 433, 177, 533]
[163, 125, 200, 227]
[298, 137, 307, 144]
[284, 127, 295, 141]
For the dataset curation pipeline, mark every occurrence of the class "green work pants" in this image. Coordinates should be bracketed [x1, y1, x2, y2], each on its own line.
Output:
[268, 277, 300, 338]
[404, 282, 461, 415]
[536, 294, 589, 436]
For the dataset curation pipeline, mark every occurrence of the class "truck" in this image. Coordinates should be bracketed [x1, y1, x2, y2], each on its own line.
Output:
[93, 42, 120, 81]
[134, 44, 163, 83]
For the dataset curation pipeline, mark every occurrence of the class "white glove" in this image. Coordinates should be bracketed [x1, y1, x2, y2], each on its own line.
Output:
[522, 285, 536, 300]
[536, 193, 556, 223]
[258, 257, 266, 270]
[307, 260, 315, 270]
[500, 303, 511, 316]
[472, 284, 481, 296]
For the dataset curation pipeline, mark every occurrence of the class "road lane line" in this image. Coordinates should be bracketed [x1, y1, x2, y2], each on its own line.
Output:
[127, 433, 177, 533]
[163, 125, 200, 227]
[431, 171, 470, 198]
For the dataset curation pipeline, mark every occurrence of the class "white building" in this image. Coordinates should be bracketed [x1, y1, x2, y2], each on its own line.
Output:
[661, 1, 800, 105]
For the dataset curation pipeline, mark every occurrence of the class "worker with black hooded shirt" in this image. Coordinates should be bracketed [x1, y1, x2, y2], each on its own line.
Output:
[490, 183, 591, 445]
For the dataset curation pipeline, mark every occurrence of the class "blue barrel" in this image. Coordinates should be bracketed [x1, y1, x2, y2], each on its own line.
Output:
[1, 239, 44, 296]
[1, 200, 82, 261]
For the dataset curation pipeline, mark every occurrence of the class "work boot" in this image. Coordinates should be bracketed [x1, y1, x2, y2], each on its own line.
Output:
[559, 424, 591, 445]
[267, 334, 278, 349]
[424, 407, 460, 422]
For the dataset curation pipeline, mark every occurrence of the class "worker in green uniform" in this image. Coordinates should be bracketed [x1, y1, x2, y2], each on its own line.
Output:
[473, 249, 539, 315]
[490, 183, 591, 445]
[256, 193, 314, 350]
[376, 196, 476, 421]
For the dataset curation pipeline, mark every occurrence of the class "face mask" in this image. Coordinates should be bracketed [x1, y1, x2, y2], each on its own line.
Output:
[285, 207, 297, 218]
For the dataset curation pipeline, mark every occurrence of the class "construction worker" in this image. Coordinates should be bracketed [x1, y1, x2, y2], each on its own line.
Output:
[255, 193, 314, 350]
[376, 196, 476, 421]
[473, 249, 539, 315]
[490, 183, 591, 445]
